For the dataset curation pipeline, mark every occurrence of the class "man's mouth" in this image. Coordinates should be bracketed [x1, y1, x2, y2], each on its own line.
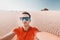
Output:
[24, 22, 27, 24]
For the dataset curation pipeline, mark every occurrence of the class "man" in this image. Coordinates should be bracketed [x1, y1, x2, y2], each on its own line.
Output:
[1, 12, 39, 40]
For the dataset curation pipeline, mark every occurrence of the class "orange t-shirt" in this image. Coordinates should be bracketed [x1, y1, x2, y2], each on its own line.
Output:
[13, 26, 39, 40]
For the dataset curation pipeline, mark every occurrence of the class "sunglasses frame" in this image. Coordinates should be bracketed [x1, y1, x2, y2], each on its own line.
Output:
[20, 17, 30, 21]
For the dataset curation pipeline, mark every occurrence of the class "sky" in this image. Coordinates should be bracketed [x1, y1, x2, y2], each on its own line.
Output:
[0, 0, 60, 11]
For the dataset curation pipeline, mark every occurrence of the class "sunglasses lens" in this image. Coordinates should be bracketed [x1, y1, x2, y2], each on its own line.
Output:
[25, 17, 30, 21]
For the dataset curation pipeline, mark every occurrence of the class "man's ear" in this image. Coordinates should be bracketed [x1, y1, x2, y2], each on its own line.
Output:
[29, 19, 31, 22]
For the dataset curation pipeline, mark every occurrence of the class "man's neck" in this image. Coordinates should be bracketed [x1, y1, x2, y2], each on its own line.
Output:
[23, 25, 30, 31]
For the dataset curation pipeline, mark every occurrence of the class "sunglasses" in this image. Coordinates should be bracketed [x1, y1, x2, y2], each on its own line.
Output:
[20, 17, 30, 21]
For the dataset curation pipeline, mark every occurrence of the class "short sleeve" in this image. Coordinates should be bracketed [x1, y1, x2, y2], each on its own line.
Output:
[33, 27, 39, 32]
[13, 27, 19, 34]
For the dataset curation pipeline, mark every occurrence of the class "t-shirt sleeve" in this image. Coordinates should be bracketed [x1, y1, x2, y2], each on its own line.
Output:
[13, 27, 19, 34]
[33, 27, 39, 32]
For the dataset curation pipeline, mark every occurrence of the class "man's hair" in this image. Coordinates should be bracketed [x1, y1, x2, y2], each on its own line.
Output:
[22, 12, 31, 18]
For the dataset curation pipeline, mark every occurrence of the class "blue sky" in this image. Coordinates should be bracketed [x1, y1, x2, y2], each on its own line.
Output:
[0, 0, 60, 11]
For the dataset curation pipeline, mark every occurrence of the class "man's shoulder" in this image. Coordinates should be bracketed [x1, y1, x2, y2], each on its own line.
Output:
[12, 26, 23, 34]
[12, 26, 22, 31]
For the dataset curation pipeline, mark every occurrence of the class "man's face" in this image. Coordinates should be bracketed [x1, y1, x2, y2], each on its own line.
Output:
[20, 14, 31, 26]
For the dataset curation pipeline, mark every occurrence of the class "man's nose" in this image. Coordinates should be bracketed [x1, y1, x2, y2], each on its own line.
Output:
[23, 19, 26, 21]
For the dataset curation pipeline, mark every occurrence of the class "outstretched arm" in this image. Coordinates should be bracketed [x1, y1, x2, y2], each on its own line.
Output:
[0, 31, 15, 40]
[35, 32, 60, 40]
